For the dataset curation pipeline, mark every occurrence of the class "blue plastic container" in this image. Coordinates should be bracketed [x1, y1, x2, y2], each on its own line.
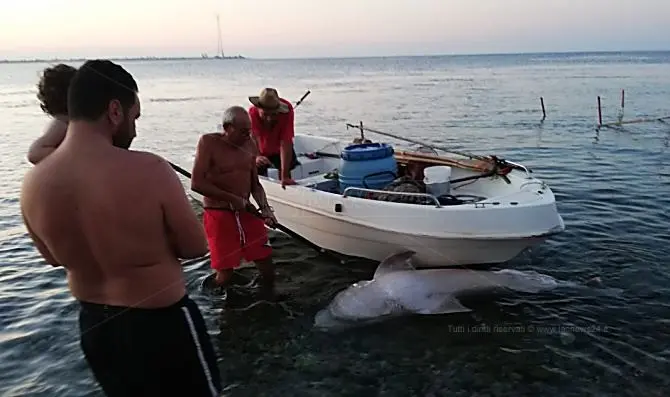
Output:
[338, 142, 397, 194]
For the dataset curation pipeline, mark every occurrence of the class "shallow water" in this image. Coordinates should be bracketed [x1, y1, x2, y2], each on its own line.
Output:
[1, 52, 669, 396]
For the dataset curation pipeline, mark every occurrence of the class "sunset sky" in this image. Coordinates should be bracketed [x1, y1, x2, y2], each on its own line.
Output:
[1, 0, 668, 59]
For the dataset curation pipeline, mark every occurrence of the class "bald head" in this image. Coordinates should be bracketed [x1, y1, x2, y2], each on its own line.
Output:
[221, 105, 251, 144]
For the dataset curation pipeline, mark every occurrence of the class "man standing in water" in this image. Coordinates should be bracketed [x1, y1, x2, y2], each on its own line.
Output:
[191, 106, 280, 300]
[27, 63, 76, 164]
[20, 60, 222, 397]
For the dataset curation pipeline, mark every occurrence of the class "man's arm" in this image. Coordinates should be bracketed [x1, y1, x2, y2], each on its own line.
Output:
[249, 157, 277, 225]
[190, 136, 245, 206]
[27, 119, 67, 165]
[279, 107, 295, 180]
[156, 158, 209, 259]
[249, 107, 271, 166]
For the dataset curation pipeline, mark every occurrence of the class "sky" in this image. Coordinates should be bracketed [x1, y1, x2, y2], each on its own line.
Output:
[1, 0, 669, 60]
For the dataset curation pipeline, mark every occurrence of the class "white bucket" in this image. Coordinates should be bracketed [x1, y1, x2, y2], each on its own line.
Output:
[266, 168, 279, 180]
[423, 166, 452, 197]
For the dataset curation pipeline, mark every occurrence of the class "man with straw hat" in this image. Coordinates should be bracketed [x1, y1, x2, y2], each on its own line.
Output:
[248, 87, 299, 188]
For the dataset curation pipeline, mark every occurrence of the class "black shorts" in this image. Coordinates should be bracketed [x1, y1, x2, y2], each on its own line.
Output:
[257, 149, 300, 177]
[78, 295, 222, 397]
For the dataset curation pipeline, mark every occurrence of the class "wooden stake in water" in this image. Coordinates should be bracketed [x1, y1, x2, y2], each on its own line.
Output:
[617, 89, 625, 124]
[597, 96, 603, 127]
[540, 97, 546, 121]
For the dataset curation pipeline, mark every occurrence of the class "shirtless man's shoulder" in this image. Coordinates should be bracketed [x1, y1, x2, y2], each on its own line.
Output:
[195, 133, 223, 157]
[127, 149, 172, 171]
[106, 148, 177, 186]
[198, 132, 222, 147]
[201, 132, 220, 140]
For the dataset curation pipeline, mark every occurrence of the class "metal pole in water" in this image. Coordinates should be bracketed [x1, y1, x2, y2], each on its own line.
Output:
[540, 97, 546, 120]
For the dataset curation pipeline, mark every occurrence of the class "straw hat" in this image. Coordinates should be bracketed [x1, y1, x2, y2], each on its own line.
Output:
[248, 88, 289, 113]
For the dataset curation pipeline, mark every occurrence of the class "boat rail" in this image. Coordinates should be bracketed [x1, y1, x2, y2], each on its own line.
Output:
[505, 160, 532, 178]
[342, 187, 442, 208]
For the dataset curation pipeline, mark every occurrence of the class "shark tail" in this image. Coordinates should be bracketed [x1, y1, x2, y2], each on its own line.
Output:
[493, 269, 559, 293]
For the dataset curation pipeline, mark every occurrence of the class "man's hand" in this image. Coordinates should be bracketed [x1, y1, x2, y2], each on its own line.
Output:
[260, 206, 278, 228]
[256, 156, 271, 167]
[281, 177, 297, 189]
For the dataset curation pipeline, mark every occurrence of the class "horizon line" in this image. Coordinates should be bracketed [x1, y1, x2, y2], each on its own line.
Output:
[1, 48, 669, 64]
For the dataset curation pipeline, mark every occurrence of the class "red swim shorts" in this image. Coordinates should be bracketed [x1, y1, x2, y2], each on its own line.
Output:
[203, 208, 272, 270]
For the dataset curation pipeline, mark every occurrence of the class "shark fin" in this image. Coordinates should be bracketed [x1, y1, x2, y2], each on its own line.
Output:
[412, 294, 472, 315]
[373, 250, 417, 279]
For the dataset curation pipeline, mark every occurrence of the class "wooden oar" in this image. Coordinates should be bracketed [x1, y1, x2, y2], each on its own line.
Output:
[394, 151, 492, 172]
[243, 204, 334, 257]
[295, 90, 311, 107]
[169, 162, 192, 179]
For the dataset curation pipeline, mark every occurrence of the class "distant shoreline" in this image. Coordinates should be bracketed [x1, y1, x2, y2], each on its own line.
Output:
[0, 55, 247, 64]
[1, 49, 668, 64]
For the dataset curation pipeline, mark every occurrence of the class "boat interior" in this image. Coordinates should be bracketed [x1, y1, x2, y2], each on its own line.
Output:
[262, 134, 529, 207]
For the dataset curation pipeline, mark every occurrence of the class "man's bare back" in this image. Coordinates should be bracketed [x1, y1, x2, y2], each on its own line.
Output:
[21, 59, 222, 396]
[21, 132, 207, 308]
[199, 133, 258, 210]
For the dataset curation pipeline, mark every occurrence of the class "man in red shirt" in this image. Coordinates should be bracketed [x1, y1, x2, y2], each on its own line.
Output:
[248, 88, 299, 187]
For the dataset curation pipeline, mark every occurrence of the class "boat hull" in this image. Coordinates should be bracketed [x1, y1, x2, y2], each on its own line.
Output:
[263, 196, 561, 267]
[190, 181, 564, 268]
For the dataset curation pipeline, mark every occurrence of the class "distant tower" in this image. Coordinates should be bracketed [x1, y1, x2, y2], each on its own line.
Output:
[215, 14, 224, 58]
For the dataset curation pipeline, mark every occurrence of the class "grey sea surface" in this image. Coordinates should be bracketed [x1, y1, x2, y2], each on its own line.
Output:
[1, 51, 669, 396]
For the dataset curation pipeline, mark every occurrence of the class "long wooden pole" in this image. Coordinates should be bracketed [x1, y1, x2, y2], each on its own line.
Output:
[597, 96, 603, 127]
[344, 123, 490, 162]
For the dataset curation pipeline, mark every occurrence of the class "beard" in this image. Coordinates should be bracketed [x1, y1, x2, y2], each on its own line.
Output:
[111, 116, 135, 149]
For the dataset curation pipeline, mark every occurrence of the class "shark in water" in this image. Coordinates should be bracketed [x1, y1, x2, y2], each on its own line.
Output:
[314, 250, 568, 331]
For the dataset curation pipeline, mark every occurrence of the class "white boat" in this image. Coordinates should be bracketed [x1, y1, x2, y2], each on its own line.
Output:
[188, 130, 565, 268]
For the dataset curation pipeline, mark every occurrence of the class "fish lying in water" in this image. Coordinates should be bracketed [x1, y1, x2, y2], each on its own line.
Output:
[314, 250, 563, 331]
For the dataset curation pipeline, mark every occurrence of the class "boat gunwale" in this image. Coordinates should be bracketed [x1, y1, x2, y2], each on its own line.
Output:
[262, 190, 566, 240]
[261, 166, 557, 210]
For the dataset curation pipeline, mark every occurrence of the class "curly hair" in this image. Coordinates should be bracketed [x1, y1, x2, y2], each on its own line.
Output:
[36, 63, 77, 117]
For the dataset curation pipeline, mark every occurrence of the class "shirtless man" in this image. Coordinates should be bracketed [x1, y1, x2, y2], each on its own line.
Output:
[20, 60, 222, 397]
[191, 106, 280, 300]
[27, 63, 76, 164]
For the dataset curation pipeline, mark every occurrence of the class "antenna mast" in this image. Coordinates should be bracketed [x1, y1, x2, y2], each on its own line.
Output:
[216, 14, 224, 58]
